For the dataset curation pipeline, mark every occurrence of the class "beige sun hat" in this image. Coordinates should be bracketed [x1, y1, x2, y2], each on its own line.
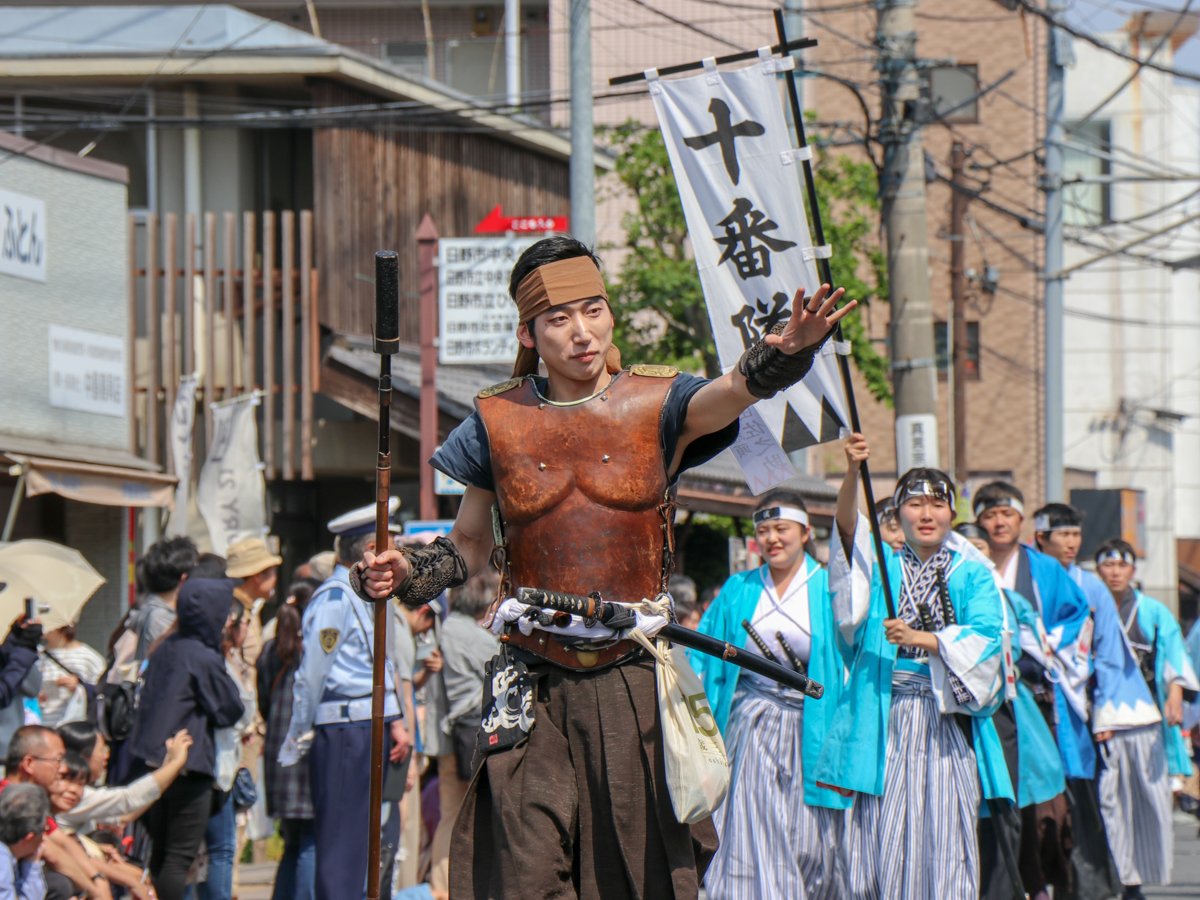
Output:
[225, 537, 283, 579]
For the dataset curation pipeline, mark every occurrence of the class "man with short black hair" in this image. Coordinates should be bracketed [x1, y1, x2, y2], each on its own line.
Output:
[3, 727, 112, 900]
[280, 500, 410, 900]
[0, 782, 49, 900]
[129, 538, 199, 661]
[359, 234, 854, 898]
[1094, 539, 1199, 898]
[1027, 503, 1151, 899]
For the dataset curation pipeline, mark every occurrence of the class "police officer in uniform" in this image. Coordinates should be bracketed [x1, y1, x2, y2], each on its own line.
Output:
[280, 498, 411, 900]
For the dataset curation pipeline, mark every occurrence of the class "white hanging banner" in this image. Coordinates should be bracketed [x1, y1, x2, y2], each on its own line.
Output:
[196, 393, 266, 555]
[165, 376, 197, 537]
[646, 58, 850, 490]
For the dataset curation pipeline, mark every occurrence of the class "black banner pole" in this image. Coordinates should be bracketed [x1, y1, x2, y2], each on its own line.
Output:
[773, 9, 896, 618]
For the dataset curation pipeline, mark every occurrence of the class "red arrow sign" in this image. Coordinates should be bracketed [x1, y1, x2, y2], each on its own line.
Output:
[474, 204, 568, 234]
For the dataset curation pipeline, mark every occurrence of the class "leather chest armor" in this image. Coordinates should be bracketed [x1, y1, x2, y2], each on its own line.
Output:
[476, 368, 678, 606]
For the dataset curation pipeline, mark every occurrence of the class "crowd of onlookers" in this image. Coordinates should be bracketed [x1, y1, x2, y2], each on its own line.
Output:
[0, 529, 540, 900]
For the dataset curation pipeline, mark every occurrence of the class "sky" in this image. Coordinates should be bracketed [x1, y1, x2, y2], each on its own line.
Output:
[1066, 0, 1200, 82]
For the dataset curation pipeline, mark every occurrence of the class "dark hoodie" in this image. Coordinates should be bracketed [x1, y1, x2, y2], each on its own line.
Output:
[127, 578, 245, 777]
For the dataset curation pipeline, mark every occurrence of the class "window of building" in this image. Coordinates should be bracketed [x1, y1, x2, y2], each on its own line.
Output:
[934, 321, 980, 379]
[926, 65, 979, 123]
[384, 42, 431, 80]
[1063, 119, 1111, 226]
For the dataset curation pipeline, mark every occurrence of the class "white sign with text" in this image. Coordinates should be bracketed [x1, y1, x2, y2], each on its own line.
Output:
[438, 237, 539, 365]
[47, 325, 125, 417]
[0, 188, 47, 282]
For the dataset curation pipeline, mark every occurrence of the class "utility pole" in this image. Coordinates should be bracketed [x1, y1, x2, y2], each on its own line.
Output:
[416, 214, 440, 520]
[950, 142, 968, 487]
[877, 0, 939, 472]
[1043, 0, 1071, 502]
[569, 0, 594, 247]
[505, 0, 521, 108]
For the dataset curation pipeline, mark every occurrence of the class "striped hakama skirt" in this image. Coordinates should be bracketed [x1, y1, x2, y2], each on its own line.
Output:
[1098, 723, 1173, 887]
[705, 679, 845, 900]
[845, 670, 981, 900]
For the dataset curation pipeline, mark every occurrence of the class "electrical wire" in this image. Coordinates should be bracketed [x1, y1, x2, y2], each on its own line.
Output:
[1067, 0, 1194, 135]
[1010, 0, 1200, 84]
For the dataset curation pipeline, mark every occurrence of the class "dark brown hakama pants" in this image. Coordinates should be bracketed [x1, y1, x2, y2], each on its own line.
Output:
[449, 653, 718, 900]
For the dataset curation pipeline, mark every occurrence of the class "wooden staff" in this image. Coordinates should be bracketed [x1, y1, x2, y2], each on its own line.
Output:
[367, 250, 399, 900]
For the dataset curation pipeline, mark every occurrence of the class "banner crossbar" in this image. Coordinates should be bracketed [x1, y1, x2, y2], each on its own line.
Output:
[609, 37, 817, 86]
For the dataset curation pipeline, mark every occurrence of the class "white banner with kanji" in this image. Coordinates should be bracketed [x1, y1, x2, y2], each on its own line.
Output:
[165, 376, 197, 536]
[646, 55, 850, 491]
[196, 393, 266, 555]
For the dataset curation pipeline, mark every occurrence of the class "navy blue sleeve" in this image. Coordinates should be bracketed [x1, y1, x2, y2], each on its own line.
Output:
[429, 411, 495, 493]
[662, 373, 740, 480]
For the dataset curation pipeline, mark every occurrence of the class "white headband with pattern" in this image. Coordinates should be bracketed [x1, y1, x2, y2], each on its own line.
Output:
[974, 496, 1025, 518]
[753, 506, 809, 527]
[1033, 513, 1080, 533]
[1096, 548, 1136, 566]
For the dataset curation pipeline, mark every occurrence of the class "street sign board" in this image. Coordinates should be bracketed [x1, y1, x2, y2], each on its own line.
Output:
[434, 463, 466, 496]
[474, 204, 568, 234]
[438, 236, 539, 365]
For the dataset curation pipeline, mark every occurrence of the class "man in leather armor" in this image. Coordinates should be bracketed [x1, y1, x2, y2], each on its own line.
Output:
[354, 236, 854, 900]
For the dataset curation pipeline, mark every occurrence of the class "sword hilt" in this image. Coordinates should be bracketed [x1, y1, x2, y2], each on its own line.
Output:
[916, 602, 937, 633]
[775, 631, 807, 676]
[741, 619, 780, 665]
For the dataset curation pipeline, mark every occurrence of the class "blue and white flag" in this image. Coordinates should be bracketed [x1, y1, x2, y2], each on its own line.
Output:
[646, 53, 850, 492]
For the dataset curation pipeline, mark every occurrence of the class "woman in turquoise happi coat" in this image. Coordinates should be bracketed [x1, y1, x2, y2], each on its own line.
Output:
[692, 490, 848, 900]
[813, 433, 1012, 900]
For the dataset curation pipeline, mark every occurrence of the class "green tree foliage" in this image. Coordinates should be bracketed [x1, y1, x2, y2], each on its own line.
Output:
[602, 119, 893, 405]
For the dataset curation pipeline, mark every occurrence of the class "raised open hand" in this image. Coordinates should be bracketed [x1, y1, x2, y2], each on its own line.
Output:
[765, 284, 857, 355]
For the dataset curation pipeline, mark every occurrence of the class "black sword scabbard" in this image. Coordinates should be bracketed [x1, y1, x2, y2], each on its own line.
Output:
[775, 632, 807, 676]
[516, 587, 824, 698]
[742, 619, 781, 664]
[935, 566, 957, 626]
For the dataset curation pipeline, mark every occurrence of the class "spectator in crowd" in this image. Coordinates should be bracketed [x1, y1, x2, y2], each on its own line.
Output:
[187, 555, 227, 581]
[668, 574, 697, 609]
[673, 600, 701, 630]
[126, 579, 245, 900]
[427, 570, 498, 896]
[0, 782, 49, 900]
[38, 625, 105, 729]
[47, 754, 154, 900]
[290, 553, 334, 586]
[256, 585, 315, 900]
[225, 537, 282, 669]
[262, 579, 320, 644]
[697, 585, 720, 617]
[55, 723, 192, 833]
[4, 727, 112, 900]
[0, 617, 44, 768]
[200, 600, 257, 900]
[128, 538, 199, 661]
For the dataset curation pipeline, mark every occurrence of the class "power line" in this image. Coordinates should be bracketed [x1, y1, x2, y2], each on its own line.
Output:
[1009, 0, 1200, 84]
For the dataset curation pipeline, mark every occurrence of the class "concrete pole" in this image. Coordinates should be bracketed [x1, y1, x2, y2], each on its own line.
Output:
[506, 0, 521, 108]
[183, 86, 202, 268]
[146, 90, 158, 215]
[1044, 1, 1070, 502]
[416, 214, 440, 520]
[878, 0, 938, 472]
[569, 0, 594, 247]
[950, 143, 968, 487]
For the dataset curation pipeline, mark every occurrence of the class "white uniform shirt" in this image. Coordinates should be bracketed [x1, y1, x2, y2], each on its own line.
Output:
[743, 558, 819, 682]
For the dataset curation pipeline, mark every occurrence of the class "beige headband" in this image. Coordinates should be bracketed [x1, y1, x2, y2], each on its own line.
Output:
[512, 256, 620, 377]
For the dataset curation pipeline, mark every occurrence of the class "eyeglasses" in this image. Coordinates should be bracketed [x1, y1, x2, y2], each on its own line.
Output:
[30, 755, 65, 765]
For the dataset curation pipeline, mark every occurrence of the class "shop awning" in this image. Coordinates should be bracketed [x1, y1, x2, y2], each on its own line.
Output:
[4, 454, 177, 509]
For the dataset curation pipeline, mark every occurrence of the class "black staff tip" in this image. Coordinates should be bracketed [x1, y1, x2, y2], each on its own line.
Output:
[374, 251, 400, 350]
